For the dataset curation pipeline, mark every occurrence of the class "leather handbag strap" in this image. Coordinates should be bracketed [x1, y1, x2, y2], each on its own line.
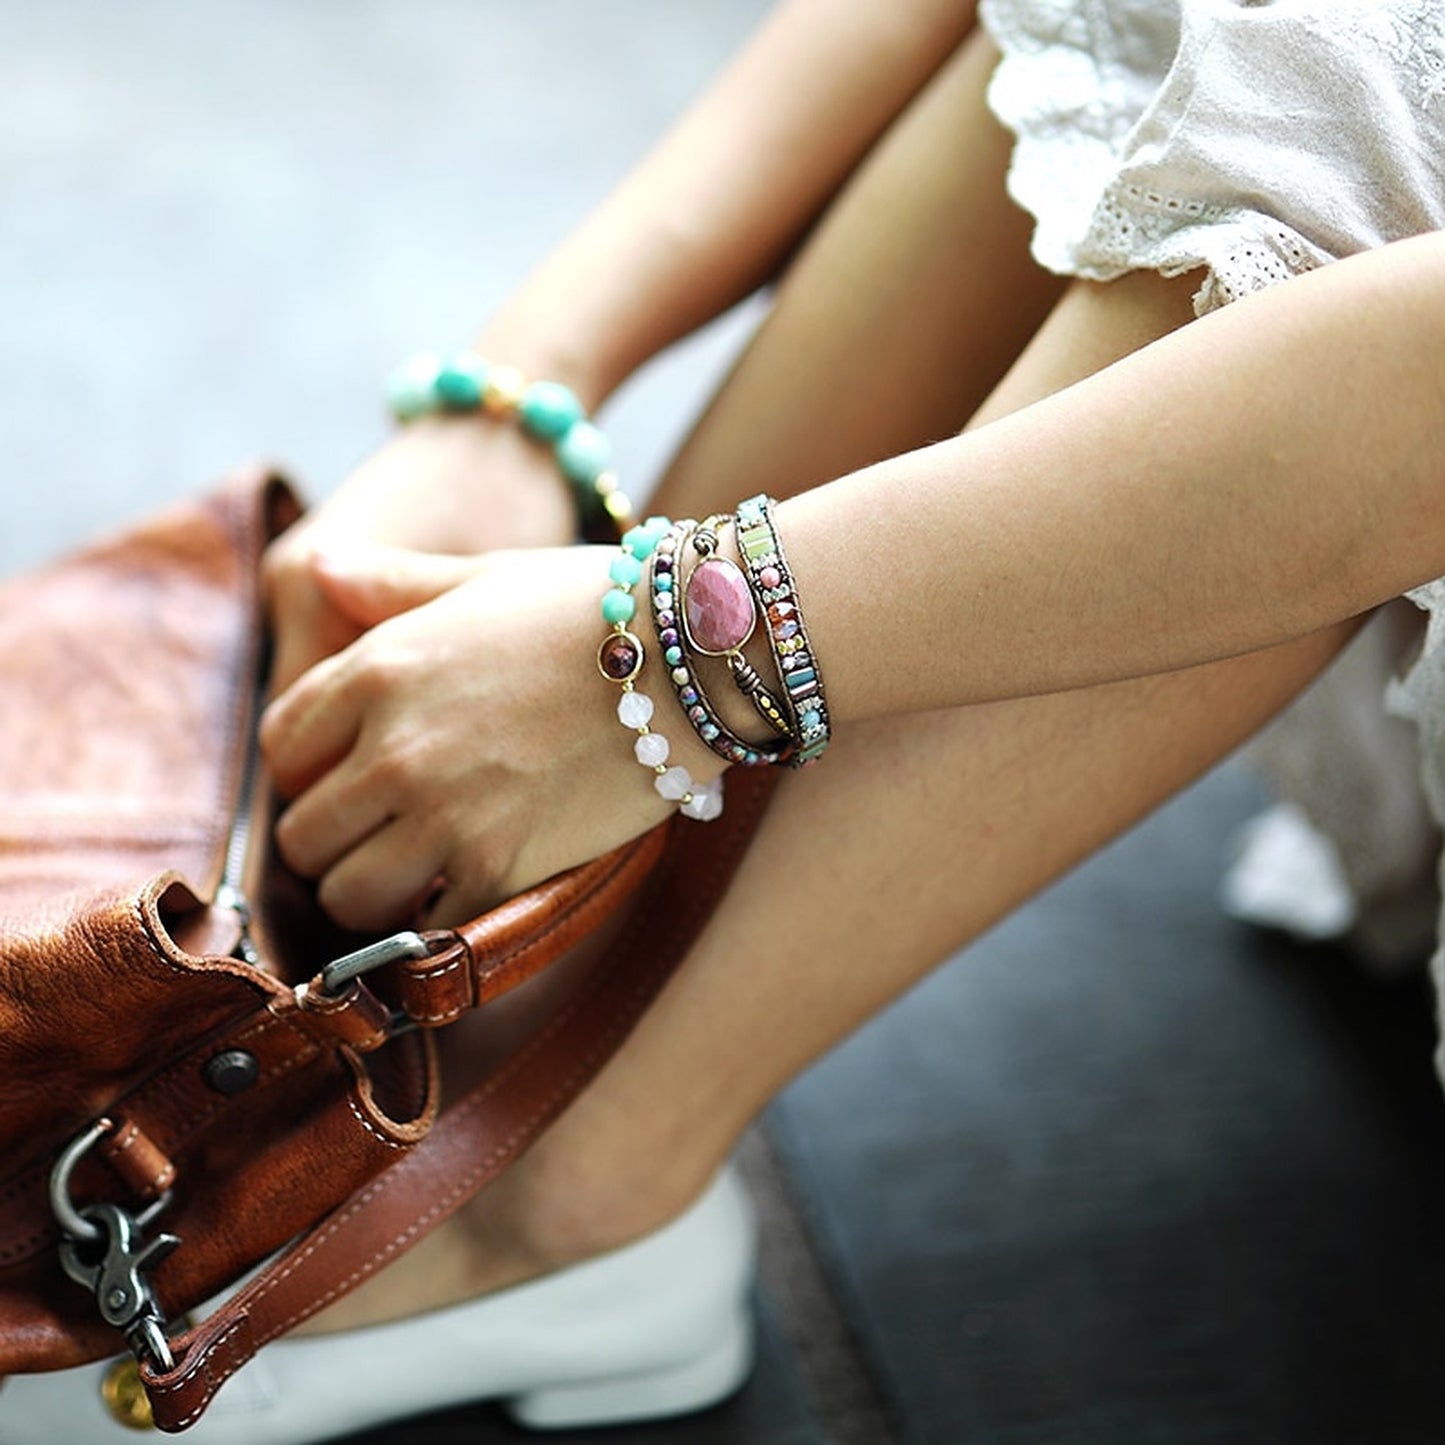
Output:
[141, 766, 775, 1432]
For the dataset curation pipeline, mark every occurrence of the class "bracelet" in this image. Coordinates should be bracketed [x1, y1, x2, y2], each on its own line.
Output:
[685, 517, 793, 739]
[734, 494, 832, 767]
[596, 518, 724, 822]
[386, 351, 633, 536]
[649, 522, 789, 769]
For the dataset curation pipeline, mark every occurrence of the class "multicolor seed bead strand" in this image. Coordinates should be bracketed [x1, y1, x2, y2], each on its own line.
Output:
[597, 517, 724, 823]
[734, 494, 832, 767]
[650, 522, 791, 769]
[386, 351, 633, 537]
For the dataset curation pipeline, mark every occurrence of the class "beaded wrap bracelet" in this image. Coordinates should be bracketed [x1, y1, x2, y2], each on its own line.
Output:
[596, 517, 724, 823]
[734, 494, 832, 767]
[685, 517, 793, 739]
[649, 521, 790, 769]
[386, 351, 632, 538]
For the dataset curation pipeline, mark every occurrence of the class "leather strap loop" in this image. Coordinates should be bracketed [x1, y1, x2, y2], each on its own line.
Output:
[97, 1120, 176, 1202]
[290, 981, 392, 1053]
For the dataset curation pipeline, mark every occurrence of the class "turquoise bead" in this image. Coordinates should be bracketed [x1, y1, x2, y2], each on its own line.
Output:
[608, 554, 644, 588]
[519, 381, 585, 441]
[556, 421, 612, 484]
[385, 354, 443, 420]
[665, 645, 683, 667]
[655, 574, 673, 592]
[621, 523, 665, 559]
[601, 589, 636, 625]
[434, 355, 488, 410]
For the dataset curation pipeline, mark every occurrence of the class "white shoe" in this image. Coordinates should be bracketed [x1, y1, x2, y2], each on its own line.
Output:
[1220, 802, 1359, 941]
[0, 1165, 756, 1443]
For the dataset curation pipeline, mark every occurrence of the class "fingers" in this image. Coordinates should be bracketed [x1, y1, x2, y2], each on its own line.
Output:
[312, 546, 491, 627]
[260, 653, 364, 798]
[263, 536, 364, 695]
[315, 815, 449, 933]
[273, 753, 393, 880]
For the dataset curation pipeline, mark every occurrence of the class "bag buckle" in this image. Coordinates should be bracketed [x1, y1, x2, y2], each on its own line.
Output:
[49, 1120, 180, 1373]
[318, 930, 430, 997]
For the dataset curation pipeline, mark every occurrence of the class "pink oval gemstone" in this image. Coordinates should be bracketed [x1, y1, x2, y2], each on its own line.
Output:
[685, 558, 755, 654]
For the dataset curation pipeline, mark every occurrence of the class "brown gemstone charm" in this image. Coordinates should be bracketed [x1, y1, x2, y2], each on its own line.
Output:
[597, 630, 645, 683]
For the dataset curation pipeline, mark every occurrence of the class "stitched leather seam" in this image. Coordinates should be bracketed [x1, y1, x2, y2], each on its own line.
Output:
[408, 953, 465, 983]
[342, 1095, 410, 1151]
[155, 1314, 248, 1429]
[102, 1121, 176, 1192]
[126, 895, 192, 981]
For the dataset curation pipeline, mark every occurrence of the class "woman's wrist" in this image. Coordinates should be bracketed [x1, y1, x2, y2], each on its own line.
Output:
[472, 302, 621, 416]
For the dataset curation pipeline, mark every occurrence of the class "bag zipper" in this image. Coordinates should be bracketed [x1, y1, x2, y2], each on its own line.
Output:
[213, 637, 271, 967]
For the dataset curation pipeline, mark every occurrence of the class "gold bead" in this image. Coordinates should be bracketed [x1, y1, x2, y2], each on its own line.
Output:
[482, 364, 527, 417]
[101, 1357, 155, 1431]
[603, 491, 634, 524]
[594, 469, 619, 497]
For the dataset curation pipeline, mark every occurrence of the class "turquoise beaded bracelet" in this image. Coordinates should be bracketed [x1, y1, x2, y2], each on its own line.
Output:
[386, 351, 634, 536]
[596, 517, 724, 823]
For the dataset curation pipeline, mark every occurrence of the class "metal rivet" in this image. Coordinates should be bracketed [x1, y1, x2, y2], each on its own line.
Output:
[203, 1049, 259, 1096]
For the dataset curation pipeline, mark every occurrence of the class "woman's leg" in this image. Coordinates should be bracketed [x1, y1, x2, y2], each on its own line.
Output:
[306, 35, 1358, 1329]
[657, 30, 1066, 503]
[481, 280, 1357, 1272]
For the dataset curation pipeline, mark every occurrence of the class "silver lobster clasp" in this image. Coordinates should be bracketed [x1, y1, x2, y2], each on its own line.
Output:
[49, 1121, 181, 1373]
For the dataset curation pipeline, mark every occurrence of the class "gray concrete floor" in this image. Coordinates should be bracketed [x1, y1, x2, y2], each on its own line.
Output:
[7, 6, 1445, 1443]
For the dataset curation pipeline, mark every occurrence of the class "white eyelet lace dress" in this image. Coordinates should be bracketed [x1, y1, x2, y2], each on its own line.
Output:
[979, 0, 1445, 1067]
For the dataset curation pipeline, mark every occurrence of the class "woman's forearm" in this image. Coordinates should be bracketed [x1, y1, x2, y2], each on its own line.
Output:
[479, 0, 976, 406]
[779, 233, 1445, 722]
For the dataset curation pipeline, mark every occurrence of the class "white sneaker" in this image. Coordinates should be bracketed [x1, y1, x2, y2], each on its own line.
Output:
[0, 1165, 756, 1443]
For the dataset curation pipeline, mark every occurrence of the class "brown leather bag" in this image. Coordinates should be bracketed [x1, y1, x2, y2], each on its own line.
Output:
[0, 470, 772, 1431]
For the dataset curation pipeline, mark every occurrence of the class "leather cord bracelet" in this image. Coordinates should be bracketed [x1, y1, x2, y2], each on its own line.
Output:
[734, 494, 832, 768]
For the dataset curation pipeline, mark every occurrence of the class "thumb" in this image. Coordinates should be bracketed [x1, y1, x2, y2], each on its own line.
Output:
[311, 545, 490, 626]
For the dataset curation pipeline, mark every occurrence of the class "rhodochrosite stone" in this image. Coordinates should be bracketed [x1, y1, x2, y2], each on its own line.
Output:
[686, 559, 755, 654]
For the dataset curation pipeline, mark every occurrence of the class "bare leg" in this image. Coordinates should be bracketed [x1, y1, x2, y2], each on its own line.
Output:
[659, 32, 1065, 502]
[304, 36, 1357, 1330]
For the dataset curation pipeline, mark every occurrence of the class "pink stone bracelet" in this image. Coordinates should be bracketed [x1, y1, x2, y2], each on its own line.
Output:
[686, 516, 794, 740]
[649, 522, 791, 769]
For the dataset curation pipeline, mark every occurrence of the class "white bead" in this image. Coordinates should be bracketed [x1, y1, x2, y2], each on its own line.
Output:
[617, 691, 654, 729]
[654, 765, 694, 801]
[634, 732, 670, 768]
[682, 777, 725, 822]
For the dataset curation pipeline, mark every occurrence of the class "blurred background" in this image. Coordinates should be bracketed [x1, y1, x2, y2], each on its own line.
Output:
[6, 5, 1445, 1443]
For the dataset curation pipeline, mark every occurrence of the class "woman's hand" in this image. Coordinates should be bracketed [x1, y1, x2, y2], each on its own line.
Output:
[259, 542, 723, 932]
[264, 417, 576, 693]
